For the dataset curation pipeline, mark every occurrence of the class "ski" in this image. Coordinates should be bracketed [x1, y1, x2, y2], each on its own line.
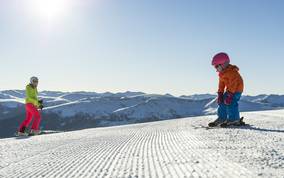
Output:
[15, 130, 61, 137]
[219, 117, 246, 128]
[199, 117, 248, 129]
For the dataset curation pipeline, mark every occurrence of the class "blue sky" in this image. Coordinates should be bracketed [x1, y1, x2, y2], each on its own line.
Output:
[0, 0, 284, 96]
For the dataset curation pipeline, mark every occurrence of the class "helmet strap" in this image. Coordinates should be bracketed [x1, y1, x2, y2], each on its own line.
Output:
[216, 65, 223, 72]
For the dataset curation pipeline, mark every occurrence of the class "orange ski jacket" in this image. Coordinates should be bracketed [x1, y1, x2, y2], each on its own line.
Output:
[218, 64, 244, 93]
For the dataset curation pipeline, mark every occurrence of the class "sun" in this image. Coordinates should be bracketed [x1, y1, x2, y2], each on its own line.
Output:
[28, 0, 70, 21]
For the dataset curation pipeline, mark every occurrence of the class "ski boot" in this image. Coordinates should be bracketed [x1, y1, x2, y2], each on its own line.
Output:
[208, 118, 225, 127]
[29, 129, 41, 136]
[220, 117, 245, 127]
[16, 126, 29, 137]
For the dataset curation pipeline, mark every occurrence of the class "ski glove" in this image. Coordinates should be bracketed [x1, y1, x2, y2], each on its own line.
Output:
[224, 92, 234, 105]
[38, 99, 43, 105]
[38, 99, 44, 110]
[217, 92, 224, 104]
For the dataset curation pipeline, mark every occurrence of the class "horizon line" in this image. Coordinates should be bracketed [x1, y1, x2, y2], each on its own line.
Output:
[1, 89, 284, 97]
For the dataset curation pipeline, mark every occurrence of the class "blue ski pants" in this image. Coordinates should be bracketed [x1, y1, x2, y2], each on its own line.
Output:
[218, 92, 242, 122]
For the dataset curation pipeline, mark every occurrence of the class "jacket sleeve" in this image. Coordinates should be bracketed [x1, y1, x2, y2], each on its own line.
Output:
[26, 85, 39, 107]
[218, 78, 225, 93]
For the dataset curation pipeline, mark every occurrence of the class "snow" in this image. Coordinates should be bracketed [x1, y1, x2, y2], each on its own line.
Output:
[0, 99, 25, 108]
[40, 93, 280, 120]
[0, 110, 283, 178]
[0, 90, 25, 108]
[0, 90, 284, 119]
[180, 94, 216, 100]
[1, 90, 284, 121]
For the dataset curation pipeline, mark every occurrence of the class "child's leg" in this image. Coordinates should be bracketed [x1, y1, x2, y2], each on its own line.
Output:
[217, 93, 228, 121]
[227, 92, 242, 121]
[30, 105, 41, 131]
[19, 104, 33, 132]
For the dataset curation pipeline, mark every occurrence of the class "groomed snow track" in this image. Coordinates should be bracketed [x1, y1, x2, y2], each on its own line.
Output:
[0, 110, 283, 178]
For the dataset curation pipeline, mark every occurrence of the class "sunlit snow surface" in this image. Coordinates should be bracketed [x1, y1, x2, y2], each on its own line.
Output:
[0, 110, 283, 178]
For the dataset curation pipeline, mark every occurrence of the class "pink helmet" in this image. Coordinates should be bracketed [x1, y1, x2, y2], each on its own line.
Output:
[212, 52, 230, 66]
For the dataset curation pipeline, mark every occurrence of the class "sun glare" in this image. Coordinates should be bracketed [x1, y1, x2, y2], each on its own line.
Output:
[29, 0, 70, 21]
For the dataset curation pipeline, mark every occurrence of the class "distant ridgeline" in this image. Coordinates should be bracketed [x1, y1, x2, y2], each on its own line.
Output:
[1, 90, 284, 138]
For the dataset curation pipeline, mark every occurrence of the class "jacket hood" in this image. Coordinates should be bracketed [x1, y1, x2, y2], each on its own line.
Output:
[229, 64, 239, 71]
[223, 64, 239, 73]
[219, 64, 239, 76]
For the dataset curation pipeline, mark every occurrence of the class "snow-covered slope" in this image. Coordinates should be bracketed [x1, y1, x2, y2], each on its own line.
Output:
[0, 110, 283, 178]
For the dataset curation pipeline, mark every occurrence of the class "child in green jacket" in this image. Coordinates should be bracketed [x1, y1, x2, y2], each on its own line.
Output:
[18, 77, 44, 136]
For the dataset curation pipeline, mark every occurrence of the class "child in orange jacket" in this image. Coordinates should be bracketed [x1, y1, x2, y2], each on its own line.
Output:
[209, 52, 244, 127]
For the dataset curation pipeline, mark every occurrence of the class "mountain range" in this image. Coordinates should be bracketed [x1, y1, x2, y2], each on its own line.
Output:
[0, 90, 283, 138]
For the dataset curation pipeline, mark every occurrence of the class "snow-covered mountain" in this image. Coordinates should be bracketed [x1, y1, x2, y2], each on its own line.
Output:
[1, 110, 283, 177]
[0, 90, 284, 138]
[0, 90, 282, 119]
